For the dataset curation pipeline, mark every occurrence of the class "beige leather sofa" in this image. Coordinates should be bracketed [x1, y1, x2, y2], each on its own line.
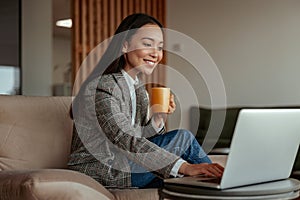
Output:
[0, 95, 227, 200]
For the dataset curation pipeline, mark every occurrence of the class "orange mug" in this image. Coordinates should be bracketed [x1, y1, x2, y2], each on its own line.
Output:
[150, 87, 170, 113]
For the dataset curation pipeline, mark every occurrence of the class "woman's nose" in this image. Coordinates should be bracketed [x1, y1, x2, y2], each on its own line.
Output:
[150, 48, 159, 58]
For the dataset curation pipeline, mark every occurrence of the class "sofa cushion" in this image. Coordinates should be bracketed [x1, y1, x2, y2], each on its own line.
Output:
[0, 169, 115, 200]
[0, 95, 73, 170]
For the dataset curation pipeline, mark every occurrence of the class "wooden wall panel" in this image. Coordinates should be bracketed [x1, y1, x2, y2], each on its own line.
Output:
[72, 0, 166, 93]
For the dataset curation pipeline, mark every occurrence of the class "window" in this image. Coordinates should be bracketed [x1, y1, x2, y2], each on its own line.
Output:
[0, 66, 20, 95]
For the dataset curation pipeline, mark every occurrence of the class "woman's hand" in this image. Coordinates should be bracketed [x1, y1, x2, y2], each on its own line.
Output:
[168, 94, 176, 114]
[179, 162, 224, 177]
[153, 94, 176, 127]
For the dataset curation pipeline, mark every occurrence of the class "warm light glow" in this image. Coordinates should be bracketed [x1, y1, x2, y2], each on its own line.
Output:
[56, 19, 72, 28]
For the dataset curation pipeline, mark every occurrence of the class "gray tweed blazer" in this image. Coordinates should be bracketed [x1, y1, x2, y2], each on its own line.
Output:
[68, 72, 180, 188]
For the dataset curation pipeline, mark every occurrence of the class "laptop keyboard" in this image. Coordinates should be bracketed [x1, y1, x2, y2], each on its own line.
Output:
[194, 176, 222, 184]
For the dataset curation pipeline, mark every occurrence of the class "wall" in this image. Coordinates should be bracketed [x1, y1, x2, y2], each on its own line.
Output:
[53, 36, 71, 84]
[20, 0, 300, 115]
[0, 0, 19, 67]
[0, 0, 20, 95]
[22, 0, 52, 96]
[166, 0, 300, 130]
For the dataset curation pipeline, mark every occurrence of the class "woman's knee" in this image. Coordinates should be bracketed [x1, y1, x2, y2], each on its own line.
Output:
[176, 129, 194, 136]
[168, 129, 195, 140]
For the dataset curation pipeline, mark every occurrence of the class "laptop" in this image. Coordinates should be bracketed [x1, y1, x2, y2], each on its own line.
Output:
[164, 109, 300, 189]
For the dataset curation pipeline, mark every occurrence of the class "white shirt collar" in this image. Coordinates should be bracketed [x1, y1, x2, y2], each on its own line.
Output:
[121, 70, 139, 127]
[121, 70, 139, 88]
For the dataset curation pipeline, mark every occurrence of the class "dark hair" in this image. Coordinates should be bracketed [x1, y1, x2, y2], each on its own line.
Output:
[71, 13, 164, 118]
[91, 13, 163, 77]
[103, 13, 163, 74]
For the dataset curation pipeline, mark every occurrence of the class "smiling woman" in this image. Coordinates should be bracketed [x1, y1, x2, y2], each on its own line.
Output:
[72, 0, 167, 94]
[122, 24, 164, 78]
[68, 13, 223, 189]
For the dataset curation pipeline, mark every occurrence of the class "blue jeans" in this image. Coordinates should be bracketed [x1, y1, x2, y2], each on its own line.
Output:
[130, 129, 211, 188]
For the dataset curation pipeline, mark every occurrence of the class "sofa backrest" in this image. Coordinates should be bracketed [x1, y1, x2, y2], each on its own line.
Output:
[0, 95, 73, 170]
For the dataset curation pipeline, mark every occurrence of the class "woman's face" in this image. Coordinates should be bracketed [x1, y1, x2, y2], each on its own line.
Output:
[122, 24, 164, 78]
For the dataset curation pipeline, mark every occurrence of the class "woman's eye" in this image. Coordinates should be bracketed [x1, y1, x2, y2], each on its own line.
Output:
[143, 43, 152, 47]
[158, 47, 163, 51]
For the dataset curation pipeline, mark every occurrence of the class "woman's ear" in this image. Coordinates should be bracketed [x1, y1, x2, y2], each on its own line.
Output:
[122, 41, 129, 53]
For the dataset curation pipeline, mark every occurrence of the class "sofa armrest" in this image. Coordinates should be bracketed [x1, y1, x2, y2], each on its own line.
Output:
[32, 181, 110, 200]
[209, 148, 230, 155]
[0, 169, 115, 200]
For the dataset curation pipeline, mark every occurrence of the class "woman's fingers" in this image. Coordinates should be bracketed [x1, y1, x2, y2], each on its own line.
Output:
[183, 163, 224, 177]
[206, 164, 224, 177]
[168, 94, 176, 113]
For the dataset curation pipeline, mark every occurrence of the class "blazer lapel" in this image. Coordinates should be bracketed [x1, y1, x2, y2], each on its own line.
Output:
[135, 83, 149, 125]
[112, 72, 149, 126]
[112, 73, 133, 118]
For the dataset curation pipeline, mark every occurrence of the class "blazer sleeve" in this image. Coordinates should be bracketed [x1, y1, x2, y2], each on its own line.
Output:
[142, 118, 166, 138]
[94, 76, 180, 178]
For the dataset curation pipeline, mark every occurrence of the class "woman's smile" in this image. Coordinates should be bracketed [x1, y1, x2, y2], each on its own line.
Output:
[123, 24, 164, 78]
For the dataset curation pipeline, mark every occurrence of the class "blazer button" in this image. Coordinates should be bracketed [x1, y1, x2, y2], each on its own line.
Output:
[107, 159, 113, 165]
